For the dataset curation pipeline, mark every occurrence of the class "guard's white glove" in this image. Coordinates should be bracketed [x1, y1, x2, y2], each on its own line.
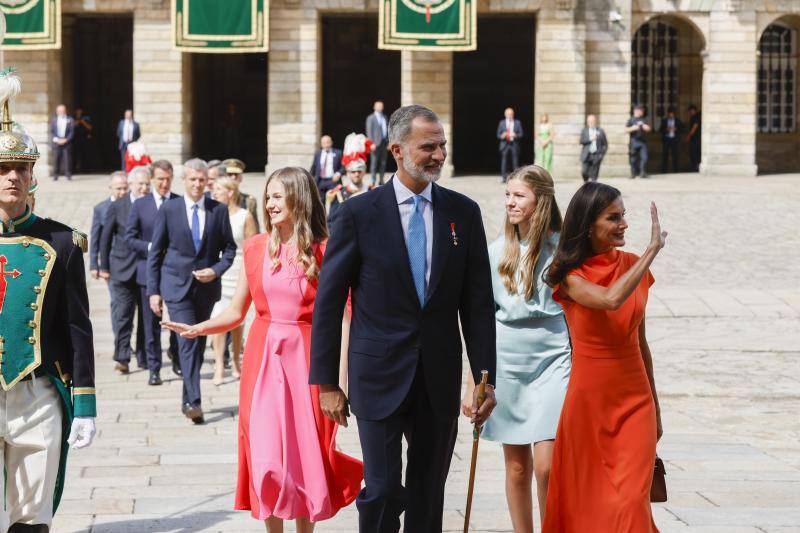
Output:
[67, 417, 96, 449]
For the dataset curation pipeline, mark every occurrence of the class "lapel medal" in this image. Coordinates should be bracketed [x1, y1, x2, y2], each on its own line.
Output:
[450, 222, 458, 246]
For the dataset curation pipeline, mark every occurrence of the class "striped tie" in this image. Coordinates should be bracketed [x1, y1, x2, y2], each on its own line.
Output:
[407, 195, 427, 305]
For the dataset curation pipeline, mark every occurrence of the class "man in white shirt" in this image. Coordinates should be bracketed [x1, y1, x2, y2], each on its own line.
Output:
[309, 135, 343, 200]
[496, 107, 524, 183]
[49, 104, 74, 181]
[116, 109, 141, 171]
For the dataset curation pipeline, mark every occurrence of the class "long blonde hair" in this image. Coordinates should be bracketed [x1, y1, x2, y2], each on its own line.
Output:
[214, 176, 241, 211]
[263, 167, 328, 280]
[498, 165, 562, 300]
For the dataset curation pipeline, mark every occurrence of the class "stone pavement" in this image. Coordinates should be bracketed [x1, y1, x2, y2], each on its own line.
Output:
[29, 171, 799, 532]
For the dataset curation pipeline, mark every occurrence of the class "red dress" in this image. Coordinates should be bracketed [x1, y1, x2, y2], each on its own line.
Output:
[235, 234, 363, 520]
[124, 153, 152, 173]
[543, 250, 659, 532]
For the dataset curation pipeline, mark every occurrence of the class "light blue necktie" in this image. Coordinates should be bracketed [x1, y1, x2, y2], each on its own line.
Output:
[191, 204, 201, 253]
[406, 195, 427, 305]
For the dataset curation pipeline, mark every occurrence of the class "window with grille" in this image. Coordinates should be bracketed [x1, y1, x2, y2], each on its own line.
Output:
[758, 23, 797, 133]
[631, 20, 678, 124]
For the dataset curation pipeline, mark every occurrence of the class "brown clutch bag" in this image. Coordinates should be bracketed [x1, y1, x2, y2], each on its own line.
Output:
[650, 456, 668, 502]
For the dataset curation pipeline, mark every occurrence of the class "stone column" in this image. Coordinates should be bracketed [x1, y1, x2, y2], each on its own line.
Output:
[3, 50, 60, 177]
[701, 7, 758, 176]
[266, 5, 319, 175]
[584, 1, 632, 178]
[535, 3, 586, 180]
[132, 9, 190, 168]
[400, 51, 454, 178]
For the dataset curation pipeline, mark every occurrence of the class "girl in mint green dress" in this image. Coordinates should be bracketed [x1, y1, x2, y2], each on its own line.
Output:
[534, 114, 555, 173]
[463, 164, 570, 530]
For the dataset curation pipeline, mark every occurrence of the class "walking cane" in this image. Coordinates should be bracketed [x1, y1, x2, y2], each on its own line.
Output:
[463, 370, 489, 533]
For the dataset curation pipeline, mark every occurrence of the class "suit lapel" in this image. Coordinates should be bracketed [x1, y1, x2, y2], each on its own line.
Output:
[427, 184, 453, 303]
[376, 178, 418, 303]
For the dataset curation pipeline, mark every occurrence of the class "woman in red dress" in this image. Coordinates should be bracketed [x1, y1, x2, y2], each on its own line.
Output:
[542, 182, 667, 532]
[163, 167, 362, 532]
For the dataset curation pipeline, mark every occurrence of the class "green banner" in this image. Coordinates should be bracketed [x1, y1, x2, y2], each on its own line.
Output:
[172, 0, 268, 53]
[0, 0, 60, 50]
[379, 0, 476, 51]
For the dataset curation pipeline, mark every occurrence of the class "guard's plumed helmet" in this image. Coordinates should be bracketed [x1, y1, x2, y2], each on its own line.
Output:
[0, 68, 39, 164]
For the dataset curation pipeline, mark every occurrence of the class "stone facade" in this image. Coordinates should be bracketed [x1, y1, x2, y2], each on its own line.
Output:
[3, 0, 800, 178]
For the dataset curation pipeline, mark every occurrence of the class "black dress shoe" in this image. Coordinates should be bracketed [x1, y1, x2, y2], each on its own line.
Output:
[182, 403, 204, 424]
[148, 372, 162, 386]
[172, 356, 182, 376]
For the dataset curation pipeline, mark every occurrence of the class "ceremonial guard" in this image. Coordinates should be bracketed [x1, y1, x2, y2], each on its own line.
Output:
[0, 70, 96, 533]
[325, 159, 372, 228]
[221, 158, 259, 229]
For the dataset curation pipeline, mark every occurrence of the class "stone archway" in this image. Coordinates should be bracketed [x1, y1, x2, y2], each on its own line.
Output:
[631, 15, 705, 174]
[756, 15, 800, 175]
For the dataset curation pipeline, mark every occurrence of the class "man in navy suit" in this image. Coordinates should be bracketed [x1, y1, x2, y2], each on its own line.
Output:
[310, 105, 497, 532]
[147, 159, 236, 423]
[497, 107, 524, 183]
[310, 135, 344, 199]
[50, 104, 75, 181]
[90, 173, 128, 351]
[125, 160, 181, 379]
[116, 109, 141, 171]
[100, 169, 150, 378]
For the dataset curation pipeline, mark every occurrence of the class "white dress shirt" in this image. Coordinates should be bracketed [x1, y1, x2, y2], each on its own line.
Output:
[393, 176, 433, 284]
[152, 190, 167, 210]
[184, 196, 206, 237]
[123, 119, 133, 143]
[53, 116, 68, 142]
[319, 150, 335, 178]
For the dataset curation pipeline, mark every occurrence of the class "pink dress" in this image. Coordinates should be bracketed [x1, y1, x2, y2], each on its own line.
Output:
[235, 234, 363, 520]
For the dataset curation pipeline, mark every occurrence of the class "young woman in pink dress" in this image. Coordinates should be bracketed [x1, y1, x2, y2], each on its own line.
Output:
[163, 167, 363, 532]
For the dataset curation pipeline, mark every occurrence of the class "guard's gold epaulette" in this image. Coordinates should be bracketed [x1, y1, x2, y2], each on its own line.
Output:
[71, 228, 88, 252]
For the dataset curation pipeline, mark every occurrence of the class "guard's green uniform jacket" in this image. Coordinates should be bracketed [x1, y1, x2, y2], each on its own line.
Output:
[0, 207, 95, 510]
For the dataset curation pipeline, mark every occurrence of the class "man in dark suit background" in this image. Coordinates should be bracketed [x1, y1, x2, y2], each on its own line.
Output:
[579, 114, 608, 182]
[660, 107, 683, 173]
[116, 109, 141, 171]
[497, 107, 524, 183]
[125, 160, 181, 379]
[365, 100, 389, 185]
[50, 104, 74, 181]
[310, 105, 497, 532]
[686, 104, 702, 172]
[147, 159, 236, 424]
[100, 168, 151, 378]
[625, 104, 652, 179]
[90, 172, 127, 331]
[310, 135, 344, 199]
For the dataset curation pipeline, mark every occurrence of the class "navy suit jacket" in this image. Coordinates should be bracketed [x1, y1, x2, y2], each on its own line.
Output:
[116, 120, 141, 150]
[309, 177, 496, 421]
[146, 196, 237, 304]
[50, 117, 75, 146]
[496, 119, 524, 151]
[89, 198, 112, 271]
[124, 192, 180, 286]
[310, 148, 344, 185]
[99, 195, 138, 282]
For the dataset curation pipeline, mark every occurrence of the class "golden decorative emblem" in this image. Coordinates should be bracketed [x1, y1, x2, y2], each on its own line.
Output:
[0, 135, 20, 152]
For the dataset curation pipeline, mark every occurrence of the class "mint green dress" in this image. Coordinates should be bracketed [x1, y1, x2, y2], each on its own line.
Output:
[482, 234, 571, 445]
[534, 124, 554, 173]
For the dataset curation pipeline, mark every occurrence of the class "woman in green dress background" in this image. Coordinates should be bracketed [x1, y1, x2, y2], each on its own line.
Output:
[534, 114, 555, 173]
